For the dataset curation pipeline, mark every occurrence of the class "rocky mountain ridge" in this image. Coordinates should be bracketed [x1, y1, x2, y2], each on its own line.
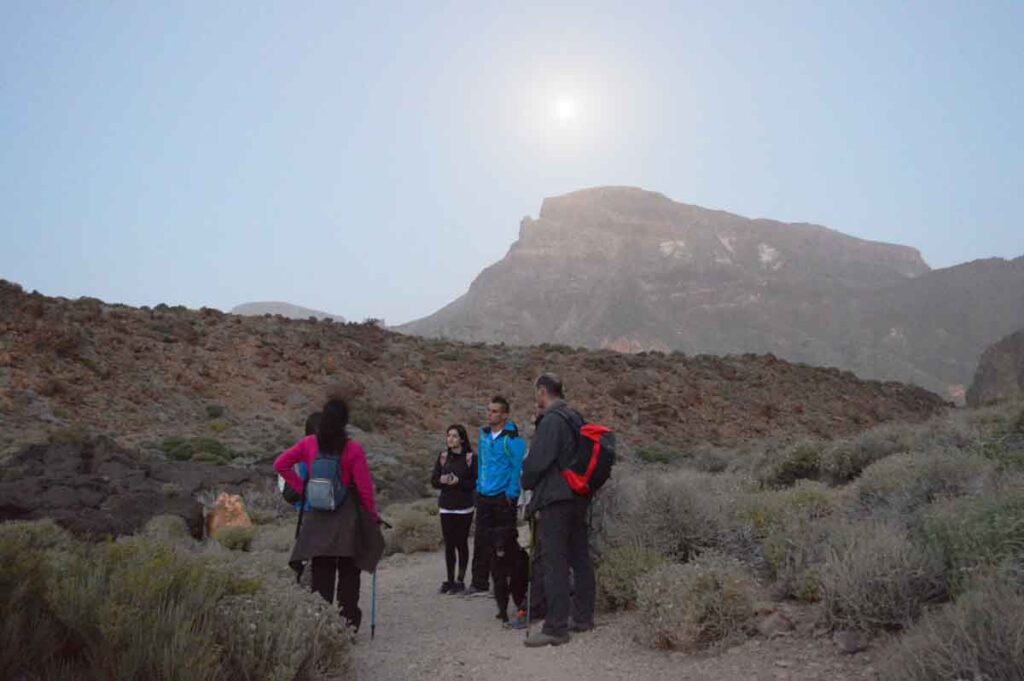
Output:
[399, 187, 1024, 400]
[967, 329, 1024, 407]
[231, 301, 345, 322]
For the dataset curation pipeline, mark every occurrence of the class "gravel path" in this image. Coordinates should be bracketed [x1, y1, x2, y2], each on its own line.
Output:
[351, 547, 883, 681]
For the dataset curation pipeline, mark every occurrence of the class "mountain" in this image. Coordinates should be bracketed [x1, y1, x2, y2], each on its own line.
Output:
[967, 329, 1024, 407]
[399, 187, 1024, 400]
[231, 301, 345, 322]
[1, 278, 945, 508]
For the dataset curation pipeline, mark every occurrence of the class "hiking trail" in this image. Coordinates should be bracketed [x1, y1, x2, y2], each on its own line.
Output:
[352, 547, 882, 681]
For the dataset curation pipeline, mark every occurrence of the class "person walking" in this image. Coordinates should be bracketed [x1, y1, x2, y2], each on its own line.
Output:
[463, 395, 526, 597]
[274, 397, 384, 632]
[521, 374, 595, 647]
[431, 424, 477, 594]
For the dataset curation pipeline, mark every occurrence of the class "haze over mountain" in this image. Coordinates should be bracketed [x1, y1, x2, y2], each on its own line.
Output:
[231, 302, 345, 322]
[399, 187, 1024, 400]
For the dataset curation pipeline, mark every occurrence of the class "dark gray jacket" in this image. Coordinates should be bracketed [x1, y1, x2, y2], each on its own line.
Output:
[521, 401, 582, 513]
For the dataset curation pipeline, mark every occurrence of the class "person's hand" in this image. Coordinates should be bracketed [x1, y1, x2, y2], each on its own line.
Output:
[449, 474, 459, 486]
[282, 486, 302, 504]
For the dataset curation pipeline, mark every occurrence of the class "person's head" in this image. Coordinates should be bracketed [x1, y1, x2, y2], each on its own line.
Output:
[446, 424, 472, 453]
[304, 411, 323, 437]
[316, 398, 349, 454]
[534, 373, 564, 412]
[486, 395, 511, 429]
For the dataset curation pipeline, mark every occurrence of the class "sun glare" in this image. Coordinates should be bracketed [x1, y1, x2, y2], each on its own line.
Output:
[553, 97, 577, 124]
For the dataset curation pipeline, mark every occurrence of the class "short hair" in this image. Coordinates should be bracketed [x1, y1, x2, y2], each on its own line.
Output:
[535, 373, 564, 398]
[490, 395, 510, 414]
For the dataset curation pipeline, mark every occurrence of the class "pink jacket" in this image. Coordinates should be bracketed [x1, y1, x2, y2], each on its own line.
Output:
[274, 435, 379, 520]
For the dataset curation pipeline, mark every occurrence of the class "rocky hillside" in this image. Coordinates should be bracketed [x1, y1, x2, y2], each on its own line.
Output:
[967, 329, 1024, 407]
[231, 301, 345, 322]
[1, 278, 945, 460]
[399, 187, 1024, 401]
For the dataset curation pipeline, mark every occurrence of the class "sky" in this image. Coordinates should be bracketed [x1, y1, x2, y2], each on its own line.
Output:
[2, 1, 1022, 324]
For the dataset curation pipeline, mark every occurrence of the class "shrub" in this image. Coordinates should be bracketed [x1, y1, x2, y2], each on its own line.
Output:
[161, 436, 234, 463]
[635, 552, 755, 651]
[251, 523, 297, 553]
[736, 481, 836, 600]
[880, 569, 1024, 681]
[206, 403, 225, 419]
[142, 514, 192, 542]
[822, 521, 946, 632]
[215, 526, 255, 552]
[384, 500, 440, 554]
[596, 544, 667, 611]
[819, 422, 917, 485]
[850, 450, 993, 518]
[635, 447, 678, 464]
[757, 441, 822, 488]
[917, 491, 1024, 591]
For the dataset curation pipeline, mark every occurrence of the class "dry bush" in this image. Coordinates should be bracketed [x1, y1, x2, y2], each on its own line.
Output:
[599, 469, 739, 562]
[849, 450, 993, 518]
[822, 521, 947, 632]
[880, 569, 1024, 681]
[819, 422, 919, 485]
[215, 525, 256, 551]
[917, 489, 1024, 591]
[251, 522, 297, 553]
[142, 514, 193, 543]
[383, 499, 441, 554]
[595, 543, 667, 612]
[735, 481, 837, 601]
[242, 481, 293, 525]
[635, 551, 755, 651]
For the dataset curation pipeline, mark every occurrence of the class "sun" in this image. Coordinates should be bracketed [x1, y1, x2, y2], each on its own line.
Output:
[553, 97, 577, 124]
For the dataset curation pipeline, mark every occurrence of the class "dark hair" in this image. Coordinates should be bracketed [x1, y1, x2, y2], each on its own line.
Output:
[490, 395, 510, 414]
[446, 424, 473, 454]
[304, 411, 323, 436]
[316, 399, 349, 454]
[535, 373, 564, 398]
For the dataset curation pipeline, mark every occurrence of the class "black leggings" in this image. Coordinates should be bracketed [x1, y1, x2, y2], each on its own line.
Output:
[311, 556, 362, 631]
[440, 512, 473, 583]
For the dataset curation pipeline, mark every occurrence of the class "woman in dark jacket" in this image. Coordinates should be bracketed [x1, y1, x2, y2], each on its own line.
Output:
[431, 424, 477, 594]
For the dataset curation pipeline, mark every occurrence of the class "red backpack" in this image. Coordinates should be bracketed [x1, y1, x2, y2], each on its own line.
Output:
[554, 415, 616, 497]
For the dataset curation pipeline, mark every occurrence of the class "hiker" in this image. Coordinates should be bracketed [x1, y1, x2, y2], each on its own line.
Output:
[464, 395, 526, 597]
[521, 373, 596, 647]
[280, 411, 321, 583]
[274, 398, 384, 632]
[430, 424, 477, 594]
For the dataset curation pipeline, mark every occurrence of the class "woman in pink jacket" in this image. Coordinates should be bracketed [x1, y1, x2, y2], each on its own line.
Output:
[274, 398, 381, 631]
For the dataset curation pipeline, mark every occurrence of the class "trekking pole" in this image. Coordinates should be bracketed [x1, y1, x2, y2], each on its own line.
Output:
[371, 570, 378, 640]
[525, 516, 535, 640]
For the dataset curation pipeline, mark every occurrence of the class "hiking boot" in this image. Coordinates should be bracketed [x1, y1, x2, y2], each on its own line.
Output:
[439, 581, 453, 594]
[569, 620, 594, 633]
[462, 585, 489, 597]
[523, 631, 570, 647]
[447, 581, 465, 594]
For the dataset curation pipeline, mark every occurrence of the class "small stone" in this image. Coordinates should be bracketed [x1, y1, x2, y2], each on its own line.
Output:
[833, 629, 870, 654]
[775, 659, 792, 668]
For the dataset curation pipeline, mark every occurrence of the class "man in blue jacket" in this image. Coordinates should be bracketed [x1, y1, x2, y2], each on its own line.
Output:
[463, 395, 527, 596]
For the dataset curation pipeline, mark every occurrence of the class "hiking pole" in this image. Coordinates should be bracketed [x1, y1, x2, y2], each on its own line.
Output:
[525, 516, 535, 640]
[370, 570, 378, 640]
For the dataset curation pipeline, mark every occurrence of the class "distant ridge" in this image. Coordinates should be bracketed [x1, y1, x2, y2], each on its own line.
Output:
[231, 301, 345, 322]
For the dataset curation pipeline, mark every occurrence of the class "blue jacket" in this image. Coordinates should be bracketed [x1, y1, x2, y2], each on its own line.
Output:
[476, 420, 526, 500]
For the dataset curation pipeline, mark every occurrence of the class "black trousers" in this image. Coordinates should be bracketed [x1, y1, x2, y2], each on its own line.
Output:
[537, 497, 595, 636]
[440, 512, 473, 582]
[311, 556, 361, 631]
[469, 493, 517, 590]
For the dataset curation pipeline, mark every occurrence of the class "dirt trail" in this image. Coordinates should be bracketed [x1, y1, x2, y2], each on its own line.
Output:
[352, 548, 882, 681]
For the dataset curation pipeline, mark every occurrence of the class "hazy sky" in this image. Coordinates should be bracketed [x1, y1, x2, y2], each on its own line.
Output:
[2, 1, 1022, 324]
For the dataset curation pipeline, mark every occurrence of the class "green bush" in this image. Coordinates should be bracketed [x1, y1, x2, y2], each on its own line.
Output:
[142, 514, 192, 542]
[161, 436, 234, 463]
[736, 481, 836, 600]
[636, 447, 678, 464]
[822, 521, 946, 633]
[635, 551, 755, 651]
[819, 422, 916, 485]
[596, 544, 667, 611]
[850, 450, 993, 518]
[880, 569, 1024, 681]
[757, 441, 822, 488]
[917, 491, 1024, 591]
[214, 526, 255, 552]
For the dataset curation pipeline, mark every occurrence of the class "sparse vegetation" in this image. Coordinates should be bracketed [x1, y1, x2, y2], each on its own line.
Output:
[383, 499, 440, 554]
[596, 544, 667, 611]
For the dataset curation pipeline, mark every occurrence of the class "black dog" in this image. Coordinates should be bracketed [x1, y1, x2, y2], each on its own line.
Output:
[490, 525, 529, 622]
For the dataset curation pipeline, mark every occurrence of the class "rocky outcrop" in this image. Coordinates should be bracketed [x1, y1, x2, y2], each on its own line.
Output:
[967, 330, 1024, 407]
[0, 434, 265, 538]
[398, 187, 1024, 400]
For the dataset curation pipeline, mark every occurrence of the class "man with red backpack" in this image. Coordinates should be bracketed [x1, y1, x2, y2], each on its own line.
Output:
[521, 373, 613, 647]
